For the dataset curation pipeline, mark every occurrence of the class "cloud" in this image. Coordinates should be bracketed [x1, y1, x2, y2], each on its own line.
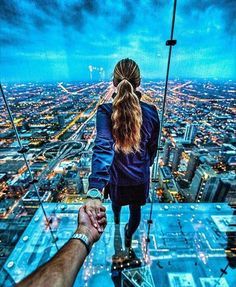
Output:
[0, 35, 22, 46]
[0, 0, 22, 25]
[181, 0, 236, 34]
[33, 0, 60, 15]
[0, 0, 235, 81]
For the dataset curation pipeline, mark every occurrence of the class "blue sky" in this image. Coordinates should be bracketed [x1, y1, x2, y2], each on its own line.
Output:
[0, 0, 235, 82]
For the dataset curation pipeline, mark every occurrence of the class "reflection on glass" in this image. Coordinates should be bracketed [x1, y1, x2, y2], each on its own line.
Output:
[1, 203, 236, 286]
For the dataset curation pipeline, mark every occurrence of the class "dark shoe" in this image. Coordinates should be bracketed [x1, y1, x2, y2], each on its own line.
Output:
[124, 224, 132, 248]
[114, 215, 120, 224]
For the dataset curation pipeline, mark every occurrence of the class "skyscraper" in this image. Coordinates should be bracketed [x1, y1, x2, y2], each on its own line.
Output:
[57, 114, 65, 129]
[201, 176, 219, 202]
[212, 178, 231, 202]
[163, 140, 172, 166]
[184, 123, 197, 144]
[185, 151, 200, 183]
[172, 143, 184, 172]
[189, 163, 216, 202]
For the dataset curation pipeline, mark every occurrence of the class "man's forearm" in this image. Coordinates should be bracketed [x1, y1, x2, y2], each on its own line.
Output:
[17, 236, 88, 287]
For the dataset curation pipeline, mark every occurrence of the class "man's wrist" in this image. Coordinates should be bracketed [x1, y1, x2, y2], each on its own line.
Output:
[71, 226, 94, 255]
[75, 226, 94, 246]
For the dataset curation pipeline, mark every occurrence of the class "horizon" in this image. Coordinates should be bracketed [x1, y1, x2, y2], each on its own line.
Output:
[1, 77, 236, 85]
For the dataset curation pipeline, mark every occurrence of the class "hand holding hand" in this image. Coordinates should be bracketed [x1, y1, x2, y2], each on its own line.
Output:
[76, 205, 107, 244]
[85, 199, 106, 232]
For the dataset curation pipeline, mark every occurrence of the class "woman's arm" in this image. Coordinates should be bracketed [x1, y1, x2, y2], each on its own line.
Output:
[88, 105, 115, 191]
[86, 105, 114, 228]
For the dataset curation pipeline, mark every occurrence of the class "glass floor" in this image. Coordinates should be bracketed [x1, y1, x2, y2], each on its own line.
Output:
[1, 203, 236, 287]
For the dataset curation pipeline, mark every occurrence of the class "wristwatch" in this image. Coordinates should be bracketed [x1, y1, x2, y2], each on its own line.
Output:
[87, 188, 103, 201]
[71, 233, 92, 255]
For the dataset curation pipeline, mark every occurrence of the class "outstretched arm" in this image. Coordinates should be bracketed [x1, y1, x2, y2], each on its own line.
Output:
[17, 206, 107, 287]
[88, 104, 114, 191]
[86, 105, 114, 228]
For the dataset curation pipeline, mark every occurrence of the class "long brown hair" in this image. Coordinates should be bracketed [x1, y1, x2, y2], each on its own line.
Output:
[111, 58, 142, 154]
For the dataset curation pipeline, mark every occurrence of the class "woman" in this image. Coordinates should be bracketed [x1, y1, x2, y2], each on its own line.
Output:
[85, 58, 159, 248]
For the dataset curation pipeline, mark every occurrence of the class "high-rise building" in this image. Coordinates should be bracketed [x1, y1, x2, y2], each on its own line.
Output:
[212, 178, 231, 202]
[172, 143, 184, 172]
[201, 176, 236, 203]
[184, 123, 197, 143]
[57, 114, 65, 129]
[225, 179, 236, 205]
[201, 176, 219, 202]
[185, 151, 200, 183]
[189, 163, 216, 202]
[65, 170, 82, 194]
[163, 140, 172, 166]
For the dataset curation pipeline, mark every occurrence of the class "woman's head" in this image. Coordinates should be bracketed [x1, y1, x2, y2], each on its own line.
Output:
[113, 58, 140, 88]
[111, 59, 142, 155]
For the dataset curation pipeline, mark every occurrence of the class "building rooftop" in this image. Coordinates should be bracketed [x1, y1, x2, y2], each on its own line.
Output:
[1, 203, 236, 287]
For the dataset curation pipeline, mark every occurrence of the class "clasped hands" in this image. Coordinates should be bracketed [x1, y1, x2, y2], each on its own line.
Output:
[85, 198, 105, 233]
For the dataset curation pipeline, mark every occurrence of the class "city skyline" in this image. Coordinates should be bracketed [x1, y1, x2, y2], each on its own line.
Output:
[0, 79, 235, 286]
[1, 0, 236, 82]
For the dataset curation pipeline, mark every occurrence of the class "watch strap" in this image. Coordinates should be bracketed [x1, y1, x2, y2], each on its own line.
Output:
[87, 188, 103, 200]
[71, 233, 91, 255]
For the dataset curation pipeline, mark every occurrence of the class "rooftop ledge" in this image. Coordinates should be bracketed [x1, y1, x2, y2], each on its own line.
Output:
[2, 203, 236, 287]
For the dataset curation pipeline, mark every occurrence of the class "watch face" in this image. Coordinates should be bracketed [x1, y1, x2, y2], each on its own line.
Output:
[90, 189, 100, 198]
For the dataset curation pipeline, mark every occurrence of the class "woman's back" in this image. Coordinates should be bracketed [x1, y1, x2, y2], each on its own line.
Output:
[86, 59, 159, 243]
[89, 99, 159, 187]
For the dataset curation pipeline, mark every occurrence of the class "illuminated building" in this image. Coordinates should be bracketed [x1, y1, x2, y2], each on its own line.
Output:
[82, 174, 89, 194]
[159, 166, 172, 186]
[189, 164, 217, 202]
[185, 151, 200, 183]
[57, 114, 65, 129]
[22, 190, 52, 214]
[213, 178, 232, 202]
[225, 179, 236, 205]
[172, 143, 184, 173]
[200, 176, 219, 202]
[163, 140, 172, 166]
[184, 123, 197, 144]
[65, 170, 83, 194]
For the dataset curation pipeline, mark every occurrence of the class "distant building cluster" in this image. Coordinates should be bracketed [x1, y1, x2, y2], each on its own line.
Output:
[149, 80, 236, 204]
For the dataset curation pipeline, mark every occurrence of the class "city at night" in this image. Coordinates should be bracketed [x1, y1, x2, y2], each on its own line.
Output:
[0, 1, 235, 286]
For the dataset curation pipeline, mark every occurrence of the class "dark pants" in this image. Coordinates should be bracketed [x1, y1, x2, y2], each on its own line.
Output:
[112, 202, 141, 238]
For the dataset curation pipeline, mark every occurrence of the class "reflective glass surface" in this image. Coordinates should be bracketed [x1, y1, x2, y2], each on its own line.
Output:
[1, 203, 236, 287]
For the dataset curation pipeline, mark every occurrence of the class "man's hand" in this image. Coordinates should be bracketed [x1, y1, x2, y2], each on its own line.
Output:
[76, 205, 107, 244]
[85, 199, 106, 232]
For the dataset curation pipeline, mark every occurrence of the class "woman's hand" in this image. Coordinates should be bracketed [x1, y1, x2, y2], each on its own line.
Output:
[85, 199, 106, 232]
[76, 205, 107, 244]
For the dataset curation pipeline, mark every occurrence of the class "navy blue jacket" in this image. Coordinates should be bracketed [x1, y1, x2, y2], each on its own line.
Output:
[88, 101, 159, 191]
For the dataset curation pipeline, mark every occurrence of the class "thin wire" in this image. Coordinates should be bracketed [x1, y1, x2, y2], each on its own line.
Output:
[0, 83, 59, 251]
[213, 263, 230, 287]
[145, 0, 177, 254]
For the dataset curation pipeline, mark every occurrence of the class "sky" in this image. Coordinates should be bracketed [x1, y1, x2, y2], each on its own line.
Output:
[0, 0, 235, 82]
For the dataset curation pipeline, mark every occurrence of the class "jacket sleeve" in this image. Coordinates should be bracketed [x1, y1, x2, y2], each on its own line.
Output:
[88, 105, 115, 191]
[148, 107, 160, 166]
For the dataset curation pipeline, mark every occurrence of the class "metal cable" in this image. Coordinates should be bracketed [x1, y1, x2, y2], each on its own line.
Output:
[145, 0, 177, 254]
[0, 83, 59, 251]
